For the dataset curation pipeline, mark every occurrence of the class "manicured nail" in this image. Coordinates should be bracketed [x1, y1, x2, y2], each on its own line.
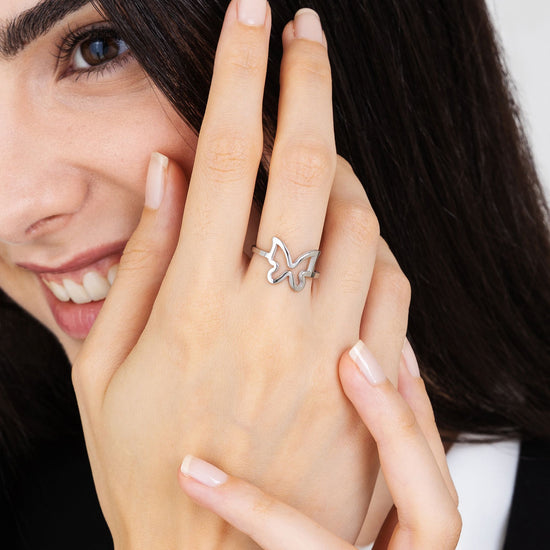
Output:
[402, 339, 421, 378]
[180, 455, 228, 488]
[294, 8, 324, 44]
[237, 0, 267, 26]
[349, 340, 387, 385]
[145, 152, 168, 210]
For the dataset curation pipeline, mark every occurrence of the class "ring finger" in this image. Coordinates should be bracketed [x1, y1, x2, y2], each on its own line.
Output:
[249, 10, 335, 292]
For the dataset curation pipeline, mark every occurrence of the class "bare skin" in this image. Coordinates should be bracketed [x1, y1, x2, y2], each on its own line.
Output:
[1, 0, 459, 548]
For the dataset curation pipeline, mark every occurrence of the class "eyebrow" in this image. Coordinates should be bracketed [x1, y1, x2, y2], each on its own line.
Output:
[0, 0, 91, 58]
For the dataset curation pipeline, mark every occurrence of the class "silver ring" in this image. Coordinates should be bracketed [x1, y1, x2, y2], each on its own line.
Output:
[252, 236, 320, 292]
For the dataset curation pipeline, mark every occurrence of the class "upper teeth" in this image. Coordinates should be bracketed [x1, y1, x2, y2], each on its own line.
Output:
[42, 264, 119, 304]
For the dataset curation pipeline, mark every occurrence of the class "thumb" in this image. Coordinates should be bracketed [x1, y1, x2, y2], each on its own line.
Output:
[73, 152, 187, 405]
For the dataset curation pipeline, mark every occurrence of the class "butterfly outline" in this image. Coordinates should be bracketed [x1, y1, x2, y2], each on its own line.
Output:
[263, 237, 320, 292]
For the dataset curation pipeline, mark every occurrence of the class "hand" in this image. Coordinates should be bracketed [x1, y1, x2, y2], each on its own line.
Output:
[72, 2, 411, 548]
[178, 342, 461, 550]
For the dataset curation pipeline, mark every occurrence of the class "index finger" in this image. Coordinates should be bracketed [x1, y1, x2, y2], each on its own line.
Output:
[175, 0, 271, 272]
[179, 455, 355, 550]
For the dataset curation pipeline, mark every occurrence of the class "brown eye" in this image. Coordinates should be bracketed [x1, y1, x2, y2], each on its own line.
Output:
[73, 33, 129, 69]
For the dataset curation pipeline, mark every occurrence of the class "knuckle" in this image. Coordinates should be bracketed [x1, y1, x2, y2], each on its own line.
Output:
[225, 35, 267, 79]
[450, 510, 463, 544]
[284, 43, 332, 85]
[395, 405, 419, 438]
[432, 507, 462, 549]
[119, 244, 156, 274]
[278, 138, 335, 191]
[449, 509, 463, 539]
[201, 132, 258, 183]
[340, 200, 380, 246]
[374, 401, 419, 450]
[227, 49, 264, 79]
[336, 154, 355, 174]
[378, 265, 412, 307]
[250, 490, 279, 527]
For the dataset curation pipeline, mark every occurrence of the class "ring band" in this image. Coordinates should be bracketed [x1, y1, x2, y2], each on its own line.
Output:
[252, 236, 320, 292]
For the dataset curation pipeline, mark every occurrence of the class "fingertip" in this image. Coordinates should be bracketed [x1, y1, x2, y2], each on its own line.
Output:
[180, 455, 228, 488]
[145, 152, 168, 210]
[144, 151, 188, 216]
[339, 343, 409, 441]
[150, 154, 188, 237]
[178, 469, 221, 513]
[338, 344, 366, 395]
[223, 0, 272, 37]
[293, 8, 324, 45]
[282, 10, 328, 49]
[338, 342, 386, 405]
[178, 455, 231, 513]
[402, 339, 421, 378]
[397, 342, 430, 404]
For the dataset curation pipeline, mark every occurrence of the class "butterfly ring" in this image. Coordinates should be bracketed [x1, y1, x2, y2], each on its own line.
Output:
[252, 237, 320, 292]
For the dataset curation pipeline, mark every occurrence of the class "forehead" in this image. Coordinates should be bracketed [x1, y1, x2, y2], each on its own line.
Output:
[1, 1, 41, 18]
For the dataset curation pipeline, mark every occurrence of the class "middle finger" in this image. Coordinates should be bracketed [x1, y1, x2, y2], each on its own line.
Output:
[175, 0, 270, 273]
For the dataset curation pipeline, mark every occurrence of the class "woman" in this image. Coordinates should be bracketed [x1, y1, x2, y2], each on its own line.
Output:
[0, 0, 548, 547]
[0, 1, 456, 547]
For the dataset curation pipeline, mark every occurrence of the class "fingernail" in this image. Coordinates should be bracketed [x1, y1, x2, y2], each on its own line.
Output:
[237, 0, 267, 26]
[180, 455, 228, 488]
[145, 152, 168, 210]
[294, 8, 324, 44]
[349, 341, 387, 386]
[402, 339, 421, 378]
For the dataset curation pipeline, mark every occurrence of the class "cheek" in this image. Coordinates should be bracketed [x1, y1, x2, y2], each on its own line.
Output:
[60, 88, 198, 197]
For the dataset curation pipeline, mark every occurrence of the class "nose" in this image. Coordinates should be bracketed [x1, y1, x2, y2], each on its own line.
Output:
[0, 83, 88, 245]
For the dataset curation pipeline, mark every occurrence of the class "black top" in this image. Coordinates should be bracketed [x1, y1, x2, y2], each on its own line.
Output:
[1, 435, 549, 549]
[503, 438, 550, 549]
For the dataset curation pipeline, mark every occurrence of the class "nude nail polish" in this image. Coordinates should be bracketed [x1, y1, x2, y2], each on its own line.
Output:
[237, 0, 267, 26]
[349, 340, 387, 385]
[294, 8, 324, 44]
[145, 152, 168, 210]
[180, 455, 228, 488]
[402, 339, 421, 378]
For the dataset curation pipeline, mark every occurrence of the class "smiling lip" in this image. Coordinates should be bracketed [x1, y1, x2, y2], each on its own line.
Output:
[18, 240, 127, 340]
[16, 240, 128, 274]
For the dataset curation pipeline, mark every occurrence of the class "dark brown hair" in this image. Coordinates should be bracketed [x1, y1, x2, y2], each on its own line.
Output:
[93, 0, 550, 441]
[1, 0, 549, 458]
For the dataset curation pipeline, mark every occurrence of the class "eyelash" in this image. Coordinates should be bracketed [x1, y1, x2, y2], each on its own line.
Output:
[55, 23, 132, 80]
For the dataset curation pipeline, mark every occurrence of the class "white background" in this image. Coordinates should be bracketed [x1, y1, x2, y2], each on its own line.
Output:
[487, 0, 550, 198]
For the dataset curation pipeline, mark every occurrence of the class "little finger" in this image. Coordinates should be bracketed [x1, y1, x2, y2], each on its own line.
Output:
[317, 156, 378, 324]
[360, 238, 411, 385]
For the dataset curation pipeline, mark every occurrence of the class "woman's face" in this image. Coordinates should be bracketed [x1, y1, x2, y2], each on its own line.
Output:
[0, 0, 197, 360]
